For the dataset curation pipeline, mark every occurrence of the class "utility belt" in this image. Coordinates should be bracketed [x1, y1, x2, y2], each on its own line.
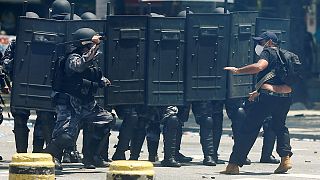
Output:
[259, 89, 292, 98]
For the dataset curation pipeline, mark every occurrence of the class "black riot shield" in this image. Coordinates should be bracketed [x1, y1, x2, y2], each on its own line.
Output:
[11, 17, 66, 111]
[255, 17, 290, 49]
[227, 12, 258, 98]
[185, 13, 231, 102]
[65, 20, 106, 107]
[146, 17, 185, 106]
[106, 16, 147, 105]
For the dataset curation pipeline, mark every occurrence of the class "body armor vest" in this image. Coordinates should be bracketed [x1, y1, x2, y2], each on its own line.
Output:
[53, 55, 102, 102]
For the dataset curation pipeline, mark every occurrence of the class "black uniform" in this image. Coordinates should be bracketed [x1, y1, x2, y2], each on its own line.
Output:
[46, 32, 113, 169]
[228, 47, 293, 167]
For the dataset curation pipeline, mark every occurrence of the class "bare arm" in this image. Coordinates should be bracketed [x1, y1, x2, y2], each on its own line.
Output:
[224, 59, 269, 75]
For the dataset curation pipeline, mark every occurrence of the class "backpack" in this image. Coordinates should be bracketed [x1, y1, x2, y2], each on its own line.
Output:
[275, 48, 303, 86]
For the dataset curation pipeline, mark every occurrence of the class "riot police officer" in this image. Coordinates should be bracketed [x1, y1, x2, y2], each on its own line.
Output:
[50, 0, 82, 164]
[3, 12, 56, 153]
[45, 27, 113, 170]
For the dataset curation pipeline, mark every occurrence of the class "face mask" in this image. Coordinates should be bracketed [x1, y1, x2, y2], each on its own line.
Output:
[255, 44, 264, 56]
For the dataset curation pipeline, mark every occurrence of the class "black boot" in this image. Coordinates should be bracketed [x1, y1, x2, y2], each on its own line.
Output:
[13, 127, 29, 153]
[199, 117, 216, 166]
[62, 150, 72, 163]
[260, 155, 280, 164]
[99, 133, 112, 162]
[203, 156, 216, 166]
[32, 138, 44, 153]
[45, 143, 63, 170]
[0, 155, 2, 161]
[260, 121, 279, 164]
[161, 116, 181, 167]
[147, 140, 159, 162]
[54, 158, 63, 171]
[175, 125, 192, 163]
[112, 109, 139, 160]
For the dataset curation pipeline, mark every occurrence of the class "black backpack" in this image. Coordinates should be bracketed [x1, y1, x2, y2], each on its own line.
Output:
[275, 48, 303, 86]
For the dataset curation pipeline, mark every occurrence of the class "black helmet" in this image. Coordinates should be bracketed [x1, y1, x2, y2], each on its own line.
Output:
[26, 12, 39, 18]
[72, 28, 97, 48]
[213, 7, 230, 14]
[81, 12, 98, 20]
[177, 10, 193, 17]
[64, 14, 82, 20]
[51, 0, 71, 19]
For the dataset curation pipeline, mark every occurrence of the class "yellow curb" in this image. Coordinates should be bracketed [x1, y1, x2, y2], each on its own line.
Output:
[9, 153, 55, 180]
[107, 160, 154, 180]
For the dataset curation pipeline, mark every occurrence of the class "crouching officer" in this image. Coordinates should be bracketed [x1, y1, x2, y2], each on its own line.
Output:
[45, 28, 113, 170]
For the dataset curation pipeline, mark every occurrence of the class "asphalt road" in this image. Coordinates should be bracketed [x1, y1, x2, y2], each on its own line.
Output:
[0, 118, 319, 180]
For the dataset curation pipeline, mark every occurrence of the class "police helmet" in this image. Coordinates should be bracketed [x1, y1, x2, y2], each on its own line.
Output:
[51, 0, 71, 19]
[25, 12, 39, 18]
[213, 7, 230, 14]
[72, 28, 97, 48]
[64, 14, 82, 20]
[81, 12, 98, 20]
[177, 10, 193, 17]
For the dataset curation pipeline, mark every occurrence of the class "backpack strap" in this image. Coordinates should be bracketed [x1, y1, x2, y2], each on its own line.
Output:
[255, 70, 276, 90]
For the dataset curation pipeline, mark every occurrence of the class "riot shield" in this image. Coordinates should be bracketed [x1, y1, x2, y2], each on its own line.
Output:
[255, 17, 290, 49]
[185, 13, 231, 102]
[106, 16, 147, 105]
[11, 17, 66, 111]
[146, 17, 185, 106]
[65, 20, 106, 107]
[227, 11, 258, 98]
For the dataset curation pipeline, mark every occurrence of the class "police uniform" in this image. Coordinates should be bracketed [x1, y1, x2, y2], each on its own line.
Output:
[45, 28, 113, 169]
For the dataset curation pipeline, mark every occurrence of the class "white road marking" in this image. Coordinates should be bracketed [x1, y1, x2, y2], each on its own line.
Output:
[276, 173, 320, 179]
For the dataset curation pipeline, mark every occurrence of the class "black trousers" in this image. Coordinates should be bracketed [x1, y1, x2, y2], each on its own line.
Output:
[229, 92, 293, 167]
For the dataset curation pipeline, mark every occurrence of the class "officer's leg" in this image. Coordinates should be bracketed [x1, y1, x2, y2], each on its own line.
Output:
[129, 118, 147, 160]
[112, 106, 139, 160]
[82, 123, 111, 168]
[225, 98, 251, 165]
[62, 129, 81, 163]
[12, 108, 30, 153]
[45, 105, 79, 170]
[192, 102, 216, 166]
[161, 114, 181, 167]
[260, 116, 280, 164]
[175, 105, 192, 163]
[36, 111, 55, 146]
[146, 120, 161, 162]
[212, 101, 223, 163]
[32, 119, 45, 152]
[228, 96, 272, 167]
